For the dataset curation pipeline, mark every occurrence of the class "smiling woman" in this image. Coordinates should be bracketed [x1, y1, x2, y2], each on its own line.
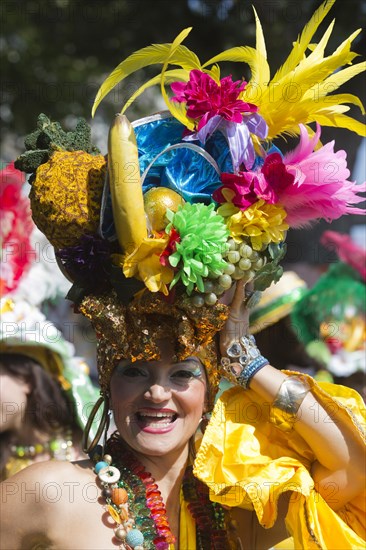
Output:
[110, 352, 207, 458]
[1, 1, 366, 549]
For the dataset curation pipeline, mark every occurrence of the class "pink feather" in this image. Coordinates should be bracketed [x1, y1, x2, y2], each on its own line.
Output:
[279, 124, 366, 227]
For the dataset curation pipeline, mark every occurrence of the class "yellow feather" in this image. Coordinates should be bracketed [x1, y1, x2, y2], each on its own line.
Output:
[207, 64, 221, 82]
[302, 94, 365, 115]
[315, 112, 366, 136]
[252, 7, 270, 86]
[319, 105, 350, 113]
[272, 0, 336, 82]
[330, 29, 361, 58]
[270, 25, 357, 95]
[92, 34, 199, 116]
[258, 22, 364, 139]
[202, 46, 269, 88]
[253, 7, 266, 59]
[309, 20, 335, 58]
[161, 29, 196, 130]
[314, 62, 366, 97]
[121, 69, 190, 115]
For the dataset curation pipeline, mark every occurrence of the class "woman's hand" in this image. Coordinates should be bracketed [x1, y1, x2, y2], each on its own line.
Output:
[219, 279, 252, 357]
[219, 279, 366, 512]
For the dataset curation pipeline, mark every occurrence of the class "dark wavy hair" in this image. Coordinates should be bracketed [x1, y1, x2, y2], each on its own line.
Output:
[0, 352, 77, 471]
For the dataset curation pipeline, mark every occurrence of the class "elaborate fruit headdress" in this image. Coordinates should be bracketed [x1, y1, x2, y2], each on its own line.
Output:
[14, 0, 365, 396]
[0, 162, 99, 433]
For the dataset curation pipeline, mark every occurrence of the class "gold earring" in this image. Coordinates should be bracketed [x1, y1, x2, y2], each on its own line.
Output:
[82, 395, 110, 455]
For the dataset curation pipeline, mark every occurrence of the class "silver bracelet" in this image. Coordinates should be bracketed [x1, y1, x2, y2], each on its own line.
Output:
[221, 335, 269, 389]
[270, 375, 311, 431]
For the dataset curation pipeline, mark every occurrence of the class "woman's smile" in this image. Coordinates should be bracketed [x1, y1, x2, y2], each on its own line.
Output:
[110, 344, 207, 457]
[135, 407, 178, 432]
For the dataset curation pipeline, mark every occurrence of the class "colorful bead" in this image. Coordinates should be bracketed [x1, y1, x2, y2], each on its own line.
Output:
[107, 504, 122, 524]
[114, 526, 127, 540]
[94, 460, 109, 474]
[111, 487, 128, 506]
[101, 487, 112, 499]
[125, 528, 144, 548]
[103, 454, 113, 464]
[95, 433, 230, 550]
[98, 465, 120, 484]
[120, 506, 129, 521]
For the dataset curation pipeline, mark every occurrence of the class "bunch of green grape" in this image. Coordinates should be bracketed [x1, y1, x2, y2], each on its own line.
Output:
[190, 238, 267, 307]
[223, 238, 267, 282]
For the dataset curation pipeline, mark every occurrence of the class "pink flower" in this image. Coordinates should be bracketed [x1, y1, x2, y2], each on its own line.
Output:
[214, 124, 366, 227]
[281, 124, 366, 227]
[213, 153, 294, 209]
[171, 70, 257, 130]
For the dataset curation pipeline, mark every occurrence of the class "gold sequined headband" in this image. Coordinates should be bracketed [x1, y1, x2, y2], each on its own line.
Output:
[79, 289, 229, 401]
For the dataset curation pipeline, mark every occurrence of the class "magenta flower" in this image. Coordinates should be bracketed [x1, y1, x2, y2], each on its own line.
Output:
[171, 70, 257, 129]
[213, 171, 258, 209]
[171, 70, 268, 171]
[213, 153, 294, 210]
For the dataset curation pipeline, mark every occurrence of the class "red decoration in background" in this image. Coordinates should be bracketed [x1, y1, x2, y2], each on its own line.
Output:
[0, 163, 34, 295]
[321, 230, 366, 281]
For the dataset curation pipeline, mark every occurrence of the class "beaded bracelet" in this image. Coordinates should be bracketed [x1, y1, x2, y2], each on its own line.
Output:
[270, 375, 311, 432]
[221, 335, 269, 389]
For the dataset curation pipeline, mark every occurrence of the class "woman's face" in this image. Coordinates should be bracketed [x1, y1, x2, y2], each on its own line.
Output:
[0, 366, 29, 433]
[110, 340, 207, 459]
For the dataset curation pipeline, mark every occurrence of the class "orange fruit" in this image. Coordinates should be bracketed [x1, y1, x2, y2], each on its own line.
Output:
[144, 187, 184, 232]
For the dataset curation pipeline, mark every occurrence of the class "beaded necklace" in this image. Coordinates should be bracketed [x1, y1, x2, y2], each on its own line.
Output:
[10, 429, 74, 460]
[2, 430, 76, 482]
[93, 432, 231, 550]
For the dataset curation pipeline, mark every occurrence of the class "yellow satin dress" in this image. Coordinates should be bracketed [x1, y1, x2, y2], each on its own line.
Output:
[190, 373, 365, 550]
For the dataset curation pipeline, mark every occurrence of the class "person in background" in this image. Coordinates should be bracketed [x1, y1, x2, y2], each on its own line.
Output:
[291, 231, 366, 401]
[0, 162, 99, 479]
[248, 271, 324, 377]
[1, 2, 366, 547]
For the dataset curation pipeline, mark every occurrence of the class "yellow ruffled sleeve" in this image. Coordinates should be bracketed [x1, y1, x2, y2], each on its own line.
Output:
[193, 372, 365, 550]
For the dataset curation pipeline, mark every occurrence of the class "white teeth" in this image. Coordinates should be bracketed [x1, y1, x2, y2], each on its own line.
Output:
[137, 412, 177, 427]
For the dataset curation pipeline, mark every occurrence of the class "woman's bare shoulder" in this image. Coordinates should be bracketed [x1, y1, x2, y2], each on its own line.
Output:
[1, 459, 100, 549]
[2, 458, 94, 487]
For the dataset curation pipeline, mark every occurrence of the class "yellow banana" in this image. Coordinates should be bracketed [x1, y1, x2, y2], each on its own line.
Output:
[108, 114, 147, 254]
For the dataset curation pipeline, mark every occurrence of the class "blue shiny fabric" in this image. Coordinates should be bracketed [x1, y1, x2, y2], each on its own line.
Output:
[134, 112, 233, 201]
[100, 112, 233, 240]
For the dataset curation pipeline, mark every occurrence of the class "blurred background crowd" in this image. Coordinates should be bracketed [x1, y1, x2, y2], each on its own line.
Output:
[1, 0, 365, 479]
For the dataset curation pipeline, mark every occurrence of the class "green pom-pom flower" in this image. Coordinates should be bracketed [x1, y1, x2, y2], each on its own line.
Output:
[165, 203, 229, 294]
